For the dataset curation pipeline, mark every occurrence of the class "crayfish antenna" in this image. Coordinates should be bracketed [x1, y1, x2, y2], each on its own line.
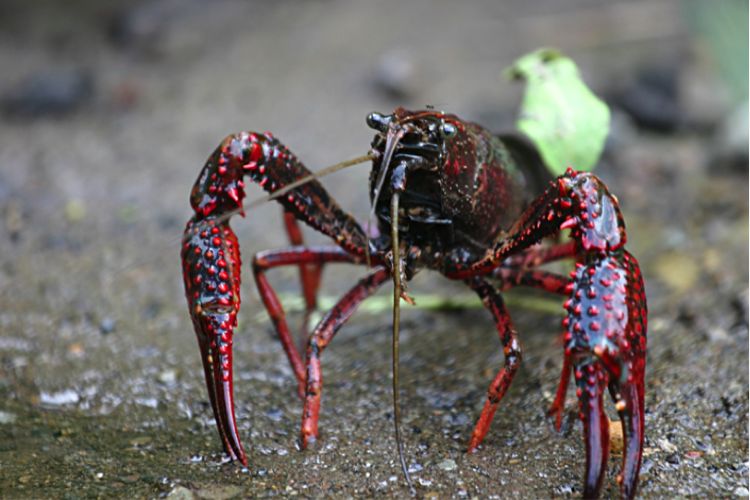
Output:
[261, 153, 374, 207]
[390, 192, 415, 494]
[368, 124, 405, 268]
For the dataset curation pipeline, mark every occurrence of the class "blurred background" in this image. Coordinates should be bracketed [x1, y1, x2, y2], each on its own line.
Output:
[0, 0, 747, 497]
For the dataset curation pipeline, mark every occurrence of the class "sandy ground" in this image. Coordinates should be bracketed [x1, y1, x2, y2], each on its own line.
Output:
[0, 0, 747, 498]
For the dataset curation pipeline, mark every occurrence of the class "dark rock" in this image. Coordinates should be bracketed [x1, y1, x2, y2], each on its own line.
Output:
[609, 65, 682, 132]
[372, 50, 424, 99]
[2, 68, 93, 118]
[99, 317, 116, 335]
[108, 0, 179, 49]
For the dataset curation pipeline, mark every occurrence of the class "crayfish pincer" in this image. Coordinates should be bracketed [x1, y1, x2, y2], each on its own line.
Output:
[181, 108, 647, 498]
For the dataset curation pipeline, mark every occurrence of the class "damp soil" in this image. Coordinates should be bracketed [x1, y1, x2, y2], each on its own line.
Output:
[0, 1, 747, 498]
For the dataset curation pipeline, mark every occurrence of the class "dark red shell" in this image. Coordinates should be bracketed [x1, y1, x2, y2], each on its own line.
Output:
[438, 116, 530, 245]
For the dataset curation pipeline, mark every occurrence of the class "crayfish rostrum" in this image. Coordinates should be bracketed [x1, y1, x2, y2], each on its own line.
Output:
[181, 107, 647, 498]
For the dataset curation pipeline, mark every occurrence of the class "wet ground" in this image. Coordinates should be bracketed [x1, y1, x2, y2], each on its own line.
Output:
[0, 1, 747, 498]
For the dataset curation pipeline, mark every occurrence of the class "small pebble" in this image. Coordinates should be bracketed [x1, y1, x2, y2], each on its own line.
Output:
[555, 483, 574, 495]
[134, 397, 158, 409]
[67, 343, 85, 357]
[653, 252, 698, 294]
[657, 438, 678, 454]
[4, 200, 22, 242]
[609, 418, 624, 453]
[438, 458, 457, 471]
[158, 369, 177, 385]
[99, 317, 116, 335]
[129, 436, 152, 447]
[40, 389, 80, 406]
[64, 200, 87, 223]
[166, 485, 195, 500]
[0, 411, 17, 424]
[265, 408, 283, 422]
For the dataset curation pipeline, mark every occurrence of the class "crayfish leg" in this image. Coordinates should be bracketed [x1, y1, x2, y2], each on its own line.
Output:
[299, 267, 390, 448]
[283, 210, 323, 341]
[465, 277, 522, 452]
[547, 352, 572, 432]
[252, 246, 362, 398]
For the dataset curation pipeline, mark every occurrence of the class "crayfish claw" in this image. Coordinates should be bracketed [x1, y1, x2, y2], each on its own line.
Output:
[564, 249, 646, 498]
[196, 313, 247, 466]
[575, 360, 610, 499]
[611, 374, 644, 499]
[182, 217, 247, 466]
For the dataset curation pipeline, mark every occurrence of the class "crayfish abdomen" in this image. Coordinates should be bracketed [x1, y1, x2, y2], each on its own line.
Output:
[182, 108, 647, 499]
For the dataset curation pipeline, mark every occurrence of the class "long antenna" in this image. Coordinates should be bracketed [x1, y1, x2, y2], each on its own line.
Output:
[253, 153, 374, 208]
[366, 126, 405, 267]
[390, 191, 414, 494]
[184, 153, 373, 244]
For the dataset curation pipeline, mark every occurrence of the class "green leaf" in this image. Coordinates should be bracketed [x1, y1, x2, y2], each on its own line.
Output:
[682, 0, 748, 104]
[505, 48, 610, 175]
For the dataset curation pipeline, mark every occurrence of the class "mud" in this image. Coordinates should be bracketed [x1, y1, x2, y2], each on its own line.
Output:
[0, 0, 747, 498]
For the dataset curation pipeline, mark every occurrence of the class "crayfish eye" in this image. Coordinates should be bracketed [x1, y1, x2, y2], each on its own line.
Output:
[366, 112, 390, 132]
[440, 122, 457, 138]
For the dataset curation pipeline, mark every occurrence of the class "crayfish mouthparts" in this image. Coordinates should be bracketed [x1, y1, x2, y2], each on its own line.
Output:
[182, 110, 647, 499]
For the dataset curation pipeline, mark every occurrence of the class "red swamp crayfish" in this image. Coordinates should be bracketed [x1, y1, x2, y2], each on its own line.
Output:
[181, 107, 647, 498]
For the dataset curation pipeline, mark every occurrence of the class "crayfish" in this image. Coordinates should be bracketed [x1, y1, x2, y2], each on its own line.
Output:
[181, 107, 647, 498]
